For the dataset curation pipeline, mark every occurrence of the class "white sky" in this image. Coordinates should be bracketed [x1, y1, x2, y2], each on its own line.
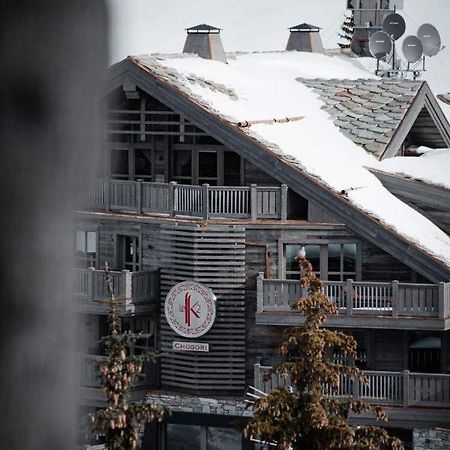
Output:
[106, 0, 450, 91]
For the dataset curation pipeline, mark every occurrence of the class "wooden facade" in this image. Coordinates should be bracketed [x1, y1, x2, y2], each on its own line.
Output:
[76, 56, 450, 449]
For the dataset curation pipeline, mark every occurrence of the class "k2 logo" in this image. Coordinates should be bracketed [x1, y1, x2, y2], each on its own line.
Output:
[180, 292, 201, 326]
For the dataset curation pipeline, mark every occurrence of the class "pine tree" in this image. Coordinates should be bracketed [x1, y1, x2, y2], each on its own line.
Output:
[245, 255, 404, 450]
[91, 262, 164, 450]
[338, 12, 355, 49]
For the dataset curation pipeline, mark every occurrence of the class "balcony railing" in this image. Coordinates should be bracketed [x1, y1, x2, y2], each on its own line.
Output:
[256, 275, 450, 319]
[88, 179, 288, 220]
[254, 363, 450, 408]
[74, 268, 160, 313]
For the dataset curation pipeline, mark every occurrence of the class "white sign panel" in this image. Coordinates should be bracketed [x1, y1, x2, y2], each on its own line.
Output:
[165, 281, 216, 338]
[172, 341, 210, 352]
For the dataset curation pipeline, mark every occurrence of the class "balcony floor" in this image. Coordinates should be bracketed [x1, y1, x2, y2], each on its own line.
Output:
[256, 311, 450, 330]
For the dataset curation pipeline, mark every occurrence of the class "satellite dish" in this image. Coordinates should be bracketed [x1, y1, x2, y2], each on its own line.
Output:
[382, 13, 406, 40]
[369, 31, 393, 59]
[417, 23, 441, 56]
[402, 35, 423, 63]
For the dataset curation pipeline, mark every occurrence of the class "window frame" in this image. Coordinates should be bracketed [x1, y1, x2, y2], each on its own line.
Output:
[279, 238, 361, 281]
[75, 228, 98, 268]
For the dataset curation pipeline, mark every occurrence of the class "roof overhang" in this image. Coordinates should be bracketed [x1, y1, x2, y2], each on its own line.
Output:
[104, 57, 450, 282]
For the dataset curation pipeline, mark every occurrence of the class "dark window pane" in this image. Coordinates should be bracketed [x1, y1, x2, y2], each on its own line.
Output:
[305, 244, 320, 273]
[328, 273, 342, 281]
[173, 150, 192, 177]
[199, 152, 217, 178]
[167, 424, 200, 450]
[135, 149, 152, 177]
[224, 151, 241, 185]
[111, 149, 128, 175]
[328, 244, 341, 273]
[286, 244, 301, 274]
[207, 427, 241, 450]
[343, 244, 357, 272]
[286, 244, 320, 274]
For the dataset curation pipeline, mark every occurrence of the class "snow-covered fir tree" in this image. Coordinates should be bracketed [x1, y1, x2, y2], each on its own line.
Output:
[338, 12, 355, 49]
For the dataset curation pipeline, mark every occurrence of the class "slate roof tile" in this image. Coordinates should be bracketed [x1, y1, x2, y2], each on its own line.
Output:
[298, 78, 422, 158]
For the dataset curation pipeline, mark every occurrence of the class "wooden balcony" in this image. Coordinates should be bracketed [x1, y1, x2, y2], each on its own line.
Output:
[74, 268, 160, 314]
[254, 363, 450, 409]
[79, 354, 155, 405]
[256, 275, 450, 330]
[87, 179, 288, 221]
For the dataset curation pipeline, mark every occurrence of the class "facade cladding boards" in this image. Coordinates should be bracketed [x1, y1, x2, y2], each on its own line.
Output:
[158, 223, 246, 392]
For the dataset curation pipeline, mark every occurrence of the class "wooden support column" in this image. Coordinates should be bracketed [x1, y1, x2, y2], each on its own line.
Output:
[392, 280, 399, 318]
[438, 282, 446, 319]
[254, 363, 262, 391]
[136, 179, 143, 214]
[105, 178, 111, 212]
[280, 184, 288, 220]
[250, 184, 257, 221]
[256, 272, 264, 313]
[169, 181, 177, 216]
[346, 279, 354, 315]
[402, 370, 410, 407]
[202, 183, 209, 219]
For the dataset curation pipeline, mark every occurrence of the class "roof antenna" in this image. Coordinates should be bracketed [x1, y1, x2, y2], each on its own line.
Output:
[368, 13, 443, 79]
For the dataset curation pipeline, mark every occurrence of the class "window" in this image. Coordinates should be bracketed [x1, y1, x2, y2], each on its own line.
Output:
[110, 148, 129, 179]
[115, 235, 140, 271]
[167, 424, 201, 450]
[134, 148, 153, 181]
[198, 151, 218, 185]
[75, 230, 96, 267]
[207, 427, 241, 450]
[328, 243, 357, 281]
[224, 151, 241, 185]
[284, 242, 358, 281]
[173, 149, 192, 184]
[286, 244, 320, 279]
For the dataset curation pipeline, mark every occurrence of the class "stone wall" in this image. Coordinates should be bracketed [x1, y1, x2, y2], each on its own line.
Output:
[146, 393, 252, 417]
[413, 429, 450, 450]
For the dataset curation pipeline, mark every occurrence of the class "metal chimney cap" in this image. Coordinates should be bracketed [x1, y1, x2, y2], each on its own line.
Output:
[186, 24, 222, 34]
[289, 23, 321, 32]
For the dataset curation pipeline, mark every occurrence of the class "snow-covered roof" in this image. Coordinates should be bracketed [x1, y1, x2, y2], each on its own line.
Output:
[368, 147, 450, 190]
[132, 51, 450, 268]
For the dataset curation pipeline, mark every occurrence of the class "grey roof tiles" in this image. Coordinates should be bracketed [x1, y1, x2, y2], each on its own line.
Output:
[298, 78, 422, 158]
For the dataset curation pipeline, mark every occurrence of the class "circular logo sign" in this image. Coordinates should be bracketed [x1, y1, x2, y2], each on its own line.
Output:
[164, 281, 216, 338]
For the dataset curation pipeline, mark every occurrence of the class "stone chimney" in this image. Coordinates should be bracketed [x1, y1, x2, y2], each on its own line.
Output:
[182, 24, 227, 63]
[286, 23, 324, 53]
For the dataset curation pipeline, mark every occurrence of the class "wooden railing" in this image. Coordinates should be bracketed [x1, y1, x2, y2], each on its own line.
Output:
[74, 268, 159, 305]
[80, 354, 151, 388]
[256, 274, 450, 319]
[254, 364, 450, 408]
[88, 179, 288, 220]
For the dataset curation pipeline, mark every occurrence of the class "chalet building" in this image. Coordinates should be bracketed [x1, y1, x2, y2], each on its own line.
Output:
[77, 24, 450, 450]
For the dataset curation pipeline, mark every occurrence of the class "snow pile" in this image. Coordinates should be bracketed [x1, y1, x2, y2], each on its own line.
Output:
[137, 51, 450, 266]
[368, 147, 450, 190]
